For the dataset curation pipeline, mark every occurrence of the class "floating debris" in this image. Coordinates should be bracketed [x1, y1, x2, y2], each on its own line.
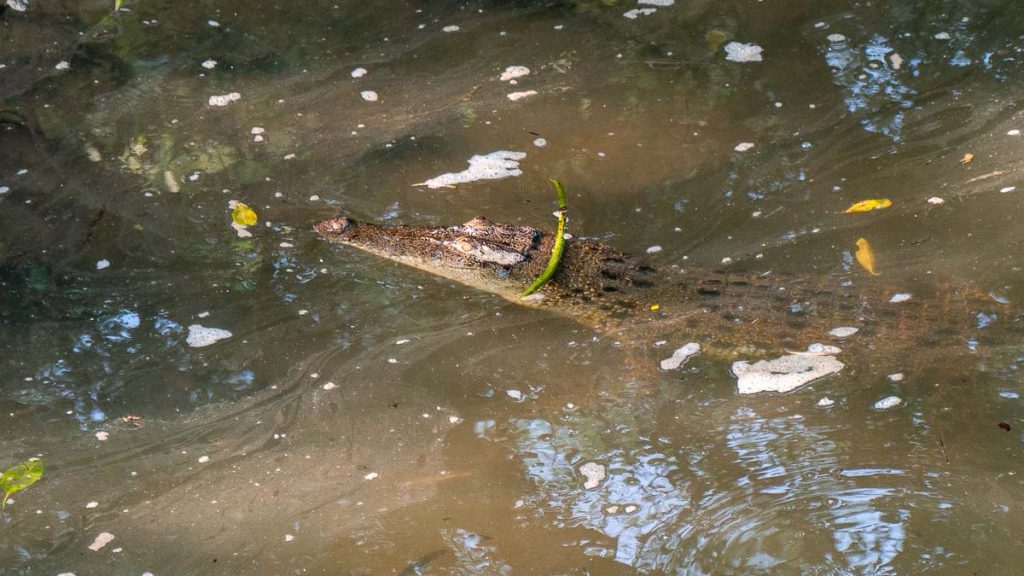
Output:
[733, 349, 844, 395]
[646, 245, 662, 254]
[197, 455, 210, 463]
[499, 66, 530, 82]
[95, 259, 111, 270]
[1008, 129, 1021, 136]
[934, 31, 951, 40]
[5, 1, 28, 12]
[186, 325, 233, 348]
[507, 90, 537, 101]
[86, 501, 99, 509]
[855, 237, 880, 276]
[95, 431, 109, 441]
[845, 198, 892, 213]
[724, 42, 763, 62]
[506, 389, 524, 401]
[350, 67, 368, 78]
[873, 395, 903, 410]
[322, 382, 337, 390]
[201, 59, 217, 69]
[578, 461, 606, 490]
[734, 142, 755, 152]
[889, 53, 904, 70]
[417, 151, 526, 189]
[887, 373, 905, 382]
[806, 343, 842, 354]
[208, 92, 241, 107]
[88, 532, 116, 551]
[999, 186, 1016, 193]
[55, 61, 69, 71]
[817, 396, 836, 407]
[442, 25, 460, 33]
[659, 343, 700, 370]
[826, 33, 846, 43]
[533, 137, 547, 147]
[360, 90, 379, 102]
[960, 152, 973, 164]
[623, 8, 657, 19]
[363, 471, 379, 480]
[161, 170, 180, 193]
[927, 196, 945, 205]
[888, 293, 912, 303]
[829, 326, 859, 338]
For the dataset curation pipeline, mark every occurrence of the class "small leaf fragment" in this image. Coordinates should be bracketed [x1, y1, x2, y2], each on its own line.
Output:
[854, 237, 880, 276]
[650, 304, 661, 311]
[1, 459, 44, 510]
[231, 202, 258, 227]
[844, 198, 892, 213]
[960, 153, 974, 164]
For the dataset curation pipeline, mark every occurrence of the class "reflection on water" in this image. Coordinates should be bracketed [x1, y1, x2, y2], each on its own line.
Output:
[2, 0, 1024, 573]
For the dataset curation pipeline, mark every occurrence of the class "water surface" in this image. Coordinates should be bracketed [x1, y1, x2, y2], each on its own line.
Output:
[1, 0, 1023, 574]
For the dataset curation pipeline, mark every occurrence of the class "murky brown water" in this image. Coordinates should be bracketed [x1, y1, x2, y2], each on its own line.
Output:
[2, 0, 1023, 574]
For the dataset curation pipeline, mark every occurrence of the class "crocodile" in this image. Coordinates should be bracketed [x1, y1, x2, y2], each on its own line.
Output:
[313, 214, 1009, 370]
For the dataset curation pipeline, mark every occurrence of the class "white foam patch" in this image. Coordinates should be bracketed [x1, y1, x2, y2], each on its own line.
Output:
[829, 326, 859, 338]
[733, 351, 844, 394]
[88, 532, 115, 551]
[208, 92, 241, 107]
[724, 42, 764, 62]
[360, 90, 379, 102]
[623, 8, 657, 19]
[889, 293, 912, 303]
[499, 66, 530, 82]
[579, 461, 606, 490]
[350, 67, 367, 78]
[420, 151, 526, 189]
[6, 1, 29, 12]
[659, 343, 700, 370]
[507, 90, 537, 101]
[734, 142, 755, 152]
[186, 325, 233, 348]
[873, 395, 903, 410]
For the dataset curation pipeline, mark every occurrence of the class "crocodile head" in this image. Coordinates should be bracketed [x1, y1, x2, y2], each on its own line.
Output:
[314, 215, 553, 300]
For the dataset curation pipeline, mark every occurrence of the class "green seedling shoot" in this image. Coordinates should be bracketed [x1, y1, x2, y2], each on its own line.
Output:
[522, 178, 568, 297]
[1, 459, 44, 511]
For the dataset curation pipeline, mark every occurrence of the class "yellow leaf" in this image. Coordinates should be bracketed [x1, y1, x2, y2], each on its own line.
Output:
[960, 153, 974, 164]
[231, 202, 258, 227]
[844, 198, 893, 213]
[650, 304, 660, 311]
[855, 238, 880, 276]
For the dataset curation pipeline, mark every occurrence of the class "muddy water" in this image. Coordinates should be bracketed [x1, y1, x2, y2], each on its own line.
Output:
[1, 0, 1023, 574]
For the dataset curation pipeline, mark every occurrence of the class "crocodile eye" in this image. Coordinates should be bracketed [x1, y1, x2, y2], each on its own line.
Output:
[452, 238, 474, 253]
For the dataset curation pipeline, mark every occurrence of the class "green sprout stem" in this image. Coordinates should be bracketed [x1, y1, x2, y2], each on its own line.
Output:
[522, 178, 567, 297]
